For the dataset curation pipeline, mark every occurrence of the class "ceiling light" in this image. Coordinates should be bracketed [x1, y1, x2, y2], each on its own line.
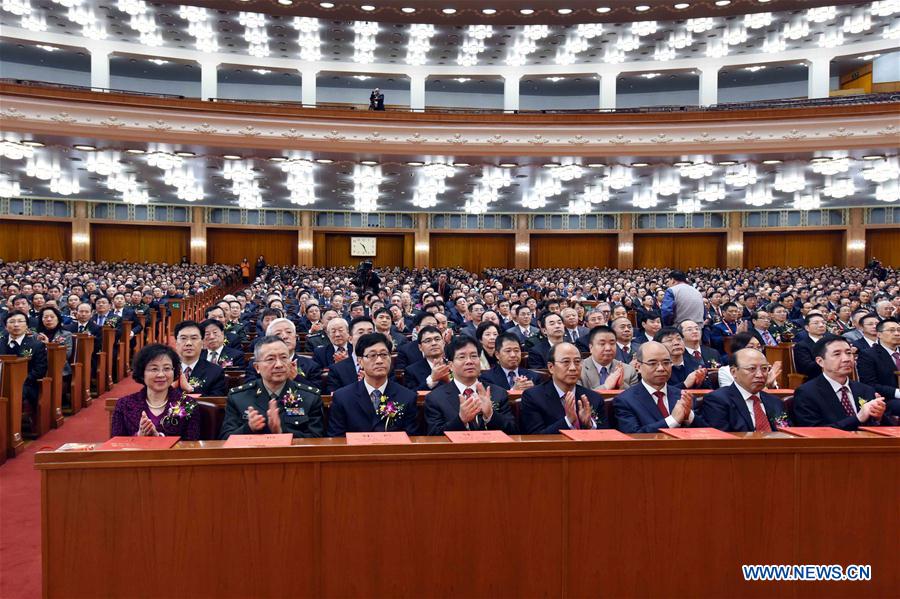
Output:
[862, 155, 884, 160]
[744, 65, 766, 72]
[406, 161, 424, 166]
[319, 2, 334, 7]
[442, 8, 457, 14]
[277, 0, 293, 5]
[361, 5, 375, 11]
[455, 77, 471, 82]
[596, 7, 611, 13]
[453, 162, 470, 167]
[762, 159, 782, 165]
[268, 156, 287, 162]
[482, 8, 496, 14]
[635, 5, 650, 11]
[641, 72, 661, 79]
[557, 8, 572, 14]
[631, 162, 649, 167]
[401, 7, 415, 13]
[520, 8, 534, 15]
[674, 3, 690, 8]
[35, 44, 58, 52]
[715, 0, 730, 5]
[587, 163, 606, 168]
[315, 158, 333, 164]
[175, 151, 195, 157]
[20, 140, 43, 147]
[360, 160, 379, 166]
[74, 144, 96, 151]
[499, 162, 518, 168]
[717, 160, 737, 166]
[223, 154, 242, 160]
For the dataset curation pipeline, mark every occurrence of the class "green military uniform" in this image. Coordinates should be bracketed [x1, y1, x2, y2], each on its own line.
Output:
[769, 321, 799, 343]
[219, 377, 324, 439]
[224, 321, 247, 349]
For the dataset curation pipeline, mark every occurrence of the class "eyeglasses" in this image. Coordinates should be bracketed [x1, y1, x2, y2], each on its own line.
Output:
[735, 365, 772, 374]
[552, 358, 582, 367]
[363, 352, 391, 361]
[638, 360, 673, 369]
[145, 367, 175, 375]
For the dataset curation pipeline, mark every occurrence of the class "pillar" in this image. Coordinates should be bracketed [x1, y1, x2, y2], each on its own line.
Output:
[90, 50, 109, 91]
[414, 214, 429, 269]
[726, 212, 744, 269]
[600, 72, 617, 110]
[71, 201, 90, 261]
[846, 208, 866, 268]
[514, 214, 530, 268]
[807, 56, 831, 99]
[301, 68, 318, 106]
[409, 74, 426, 111]
[503, 74, 519, 112]
[699, 66, 718, 106]
[200, 60, 218, 101]
[617, 214, 634, 270]
[189, 207, 207, 264]
[298, 211, 314, 266]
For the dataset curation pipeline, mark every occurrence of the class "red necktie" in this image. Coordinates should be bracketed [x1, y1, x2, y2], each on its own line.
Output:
[693, 350, 702, 362]
[184, 366, 192, 378]
[654, 391, 669, 418]
[892, 351, 900, 371]
[749, 395, 770, 432]
[838, 386, 855, 417]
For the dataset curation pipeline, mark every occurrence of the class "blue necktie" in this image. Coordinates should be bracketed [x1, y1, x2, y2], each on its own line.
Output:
[598, 366, 608, 385]
[370, 389, 381, 410]
[507, 370, 517, 389]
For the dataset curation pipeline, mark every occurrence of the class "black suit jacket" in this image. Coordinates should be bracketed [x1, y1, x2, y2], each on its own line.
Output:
[403, 359, 436, 391]
[526, 339, 553, 370]
[792, 375, 877, 430]
[313, 343, 352, 368]
[700, 384, 787, 432]
[200, 346, 246, 370]
[424, 381, 517, 436]
[183, 359, 228, 397]
[394, 341, 423, 371]
[856, 344, 899, 400]
[520, 380, 607, 434]
[325, 356, 360, 393]
[0, 334, 48, 403]
[327, 380, 418, 436]
[852, 337, 878, 356]
[479, 364, 542, 390]
[613, 383, 708, 433]
[792, 334, 822, 379]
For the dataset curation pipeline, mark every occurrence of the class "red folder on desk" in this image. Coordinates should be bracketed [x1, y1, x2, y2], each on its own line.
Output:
[346, 432, 412, 445]
[560, 429, 633, 441]
[859, 426, 900, 438]
[223, 433, 293, 448]
[660, 428, 737, 440]
[97, 436, 180, 451]
[777, 427, 857, 438]
[444, 430, 513, 443]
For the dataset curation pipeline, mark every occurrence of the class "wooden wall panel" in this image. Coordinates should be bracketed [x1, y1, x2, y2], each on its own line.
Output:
[207, 228, 297, 267]
[90, 224, 188, 264]
[0, 221, 71, 261]
[744, 231, 845, 268]
[634, 233, 725, 269]
[430, 234, 514, 271]
[866, 229, 900, 268]
[529, 234, 617, 269]
[312, 233, 413, 268]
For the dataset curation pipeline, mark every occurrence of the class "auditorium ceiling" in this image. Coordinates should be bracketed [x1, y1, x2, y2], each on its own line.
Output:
[2, 134, 897, 213]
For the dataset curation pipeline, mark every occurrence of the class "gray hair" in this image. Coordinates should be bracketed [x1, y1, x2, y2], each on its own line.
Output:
[266, 317, 296, 335]
[253, 335, 291, 361]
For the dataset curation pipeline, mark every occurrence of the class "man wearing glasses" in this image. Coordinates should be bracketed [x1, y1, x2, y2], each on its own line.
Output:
[700, 348, 788, 432]
[857, 319, 900, 412]
[403, 325, 451, 391]
[613, 341, 707, 433]
[328, 333, 418, 436]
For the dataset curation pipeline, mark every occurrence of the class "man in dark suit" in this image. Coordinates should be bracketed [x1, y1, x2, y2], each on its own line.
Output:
[709, 302, 745, 352]
[1, 310, 48, 415]
[678, 320, 722, 368]
[527, 311, 566, 370]
[857, 319, 900, 406]
[851, 313, 881, 354]
[312, 317, 352, 368]
[110, 292, 143, 337]
[424, 336, 517, 436]
[793, 336, 886, 430]
[393, 312, 438, 370]
[654, 327, 709, 389]
[480, 332, 541, 391]
[520, 342, 606, 434]
[633, 311, 661, 345]
[220, 335, 324, 439]
[324, 317, 376, 393]
[403, 325, 451, 391]
[174, 320, 228, 397]
[560, 307, 588, 345]
[793, 313, 827, 379]
[328, 333, 418, 436]
[200, 319, 246, 370]
[244, 317, 323, 391]
[431, 273, 453, 303]
[509, 305, 540, 345]
[613, 341, 708, 433]
[701, 348, 788, 432]
[611, 316, 640, 364]
[66, 302, 101, 338]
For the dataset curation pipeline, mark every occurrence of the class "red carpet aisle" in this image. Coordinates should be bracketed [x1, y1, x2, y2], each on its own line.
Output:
[0, 377, 142, 599]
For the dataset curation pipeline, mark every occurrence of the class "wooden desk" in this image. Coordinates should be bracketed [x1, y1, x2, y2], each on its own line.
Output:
[36, 434, 898, 598]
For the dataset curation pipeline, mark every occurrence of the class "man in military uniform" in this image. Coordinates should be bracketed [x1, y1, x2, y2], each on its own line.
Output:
[220, 335, 324, 439]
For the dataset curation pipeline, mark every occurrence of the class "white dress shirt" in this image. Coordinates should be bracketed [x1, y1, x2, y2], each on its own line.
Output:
[821, 372, 861, 420]
[733, 382, 762, 427]
[453, 379, 491, 426]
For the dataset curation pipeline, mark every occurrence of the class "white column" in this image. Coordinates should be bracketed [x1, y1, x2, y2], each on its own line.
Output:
[599, 73, 617, 109]
[90, 50, 109, 91]
[409, 74, 426, 111]
[301, 69, 318, 106]
[808, 56, 831, 99]
[699, 66, 719, 106]
[503, 74, 519, 112]
[200, 61, 217, 101]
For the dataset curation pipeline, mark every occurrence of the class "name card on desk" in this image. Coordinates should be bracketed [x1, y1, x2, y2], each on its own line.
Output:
[346, 432, 412, 445]
[223, 433, 293, 448]
[660, 428, 737, 440]
[859, 426, 900, 437]
[444, 430, 514, 443]
[97, 436, 181, 451]
[560, 429, 633, 441]
[777, 427, 857, 438]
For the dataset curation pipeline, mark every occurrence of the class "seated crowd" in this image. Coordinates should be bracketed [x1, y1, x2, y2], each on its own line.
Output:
[98, 263, 900, 441]
[0, 260, 237, 432]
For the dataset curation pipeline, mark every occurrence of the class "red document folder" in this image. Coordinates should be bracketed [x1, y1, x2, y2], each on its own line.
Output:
[346, 432, 412, 445]
[660, 428, 737, 440]
[777, 427, 857, 438]
[559, 429, 633, 441]
[222, 433, 293, 448]
[859, 426, 900, 438]
[97, 436, 180, 450]
[444, 431, 513, 443]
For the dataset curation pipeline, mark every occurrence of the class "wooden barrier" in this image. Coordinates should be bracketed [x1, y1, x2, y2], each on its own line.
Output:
[45, 343, 66, 429]
[135, 315, 147, 352]
[0, 396, 6, 465]
[32, 375, 53, 439]
[147, 311, 158, 344]
[0, 356, 27, 457]
[120, 319, 133, 380]
[74, 333, 94, 406]
[101, 326, 116, 390]
[764, 343, 793, 389]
